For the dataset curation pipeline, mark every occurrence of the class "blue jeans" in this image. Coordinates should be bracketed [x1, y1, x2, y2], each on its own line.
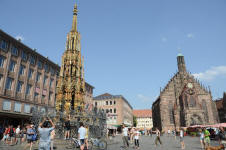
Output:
[39, 141, 50, 150]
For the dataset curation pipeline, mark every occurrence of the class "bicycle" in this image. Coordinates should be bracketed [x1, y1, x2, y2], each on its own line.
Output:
[119, 145, 129, 150]
[65, 137, 92, 150]
[89, 137, 107, 150]
[65, 137, 80, 149]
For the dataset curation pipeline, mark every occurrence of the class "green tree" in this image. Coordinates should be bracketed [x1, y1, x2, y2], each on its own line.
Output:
[133, 115, 137, 127]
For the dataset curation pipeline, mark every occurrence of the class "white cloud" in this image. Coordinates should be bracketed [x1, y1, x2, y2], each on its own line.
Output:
[187, 33, 194, 38]
[161, 37, 167, 42]
[15, 35, 25, 41]
[193, 66, 226, 81]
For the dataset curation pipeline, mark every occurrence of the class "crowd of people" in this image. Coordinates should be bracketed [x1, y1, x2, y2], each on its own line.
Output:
[120, 125, 226, 150]
[1, 124, 38, 150]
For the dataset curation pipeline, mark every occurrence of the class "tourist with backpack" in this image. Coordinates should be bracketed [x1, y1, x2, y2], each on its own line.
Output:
[8, 125, 15, 145]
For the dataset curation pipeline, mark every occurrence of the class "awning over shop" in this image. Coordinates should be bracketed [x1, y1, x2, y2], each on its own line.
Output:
[107, 125, 117, 129]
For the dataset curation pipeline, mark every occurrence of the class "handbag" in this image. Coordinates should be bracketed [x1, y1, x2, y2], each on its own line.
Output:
[32, 133, 37, 141]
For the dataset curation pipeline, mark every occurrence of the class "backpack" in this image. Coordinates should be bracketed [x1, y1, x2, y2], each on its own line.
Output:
[10, 128, 14, 136]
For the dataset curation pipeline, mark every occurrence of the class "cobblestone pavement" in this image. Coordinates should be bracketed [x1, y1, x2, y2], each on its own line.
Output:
[0, 135, 220, 150]
[108, 135, 220, 150]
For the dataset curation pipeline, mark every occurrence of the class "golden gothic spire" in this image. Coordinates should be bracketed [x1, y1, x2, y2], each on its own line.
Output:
[56, 3, 85, 114]
[72, 4, 78, 32]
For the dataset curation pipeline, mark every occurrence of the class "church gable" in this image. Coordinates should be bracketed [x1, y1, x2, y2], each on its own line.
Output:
[152, 54, 218, 131]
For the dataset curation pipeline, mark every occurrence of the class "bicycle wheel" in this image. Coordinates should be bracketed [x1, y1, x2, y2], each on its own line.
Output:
[98, 140, 107, 150]
[88, 141, 93, 150]
[65, 139, 76, 149]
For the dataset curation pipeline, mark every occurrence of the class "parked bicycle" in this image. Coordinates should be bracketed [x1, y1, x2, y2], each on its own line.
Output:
[66, 137, 80, 149]
[89, 137, 107, 150]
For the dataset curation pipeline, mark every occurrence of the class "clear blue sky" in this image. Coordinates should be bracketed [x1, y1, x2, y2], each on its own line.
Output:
[1, 0, 226, 109]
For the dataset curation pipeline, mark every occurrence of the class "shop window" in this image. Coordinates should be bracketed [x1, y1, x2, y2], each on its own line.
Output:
[3, 100, 11, 111]
[14, 102, 21, 112]
[24, 104, 30, 113]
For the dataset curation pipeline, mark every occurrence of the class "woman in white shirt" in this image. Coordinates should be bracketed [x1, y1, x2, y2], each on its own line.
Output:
[200, 128, 204, 149]
[134, 128, 140, 149]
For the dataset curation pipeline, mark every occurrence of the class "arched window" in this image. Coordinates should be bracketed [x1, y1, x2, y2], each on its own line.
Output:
[189, 96, 196, 107]
[202, 100, 209, 123]
[168, 103, 174, 124]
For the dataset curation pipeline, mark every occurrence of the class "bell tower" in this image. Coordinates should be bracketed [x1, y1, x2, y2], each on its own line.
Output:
[177, 53, 187, 73]
[56, 4, 85, 114]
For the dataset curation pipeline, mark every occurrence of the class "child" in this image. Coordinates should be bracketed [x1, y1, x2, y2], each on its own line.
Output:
[134, 128, 140, 149]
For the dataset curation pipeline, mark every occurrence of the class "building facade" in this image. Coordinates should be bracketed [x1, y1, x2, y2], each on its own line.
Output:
[152, 54, 219, 132]
[0, 29, 59, 126]
[133, 109, 153, 129]
[93, 93, 133, 127]
[215, 92, 226, 123]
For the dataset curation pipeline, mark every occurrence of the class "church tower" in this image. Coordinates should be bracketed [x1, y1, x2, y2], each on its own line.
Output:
[177, 53, 186, 73]
[56, 4, 85, 114]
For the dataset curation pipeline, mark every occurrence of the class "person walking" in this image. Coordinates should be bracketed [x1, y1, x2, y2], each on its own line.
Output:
[24, 124, 35, 150]
[204, 128, 210, 149]
[38, 117, 55, 150]
[2, 126, 8, 145]
[8, 125, 15, 145]
[134, 128, 140, 149]
[168, 129, 171, 137]
[149, 128, 153, 137]
[78, 122, 86, 150]
[200, 128, 205, 149]
[155, 128, 162, 147]
[122, 124, 129, 148]
[218, 127, 226, 149]
[130, 127, 135, 144]
[20, 127, 26, 144]
[64, 115, 71, 140]
[180, 128, 185, 150]
[84, 125, 89, 150]
[15, 125, 21, 144]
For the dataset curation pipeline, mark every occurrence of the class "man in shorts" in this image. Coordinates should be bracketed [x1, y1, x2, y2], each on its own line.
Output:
[78, 122, 86, 150]
[24, 124, 35, 150]
[204, 128, 210, 148]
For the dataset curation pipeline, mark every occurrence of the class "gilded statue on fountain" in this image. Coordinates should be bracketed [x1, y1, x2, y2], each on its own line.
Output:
[56, 4, 85, 115]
